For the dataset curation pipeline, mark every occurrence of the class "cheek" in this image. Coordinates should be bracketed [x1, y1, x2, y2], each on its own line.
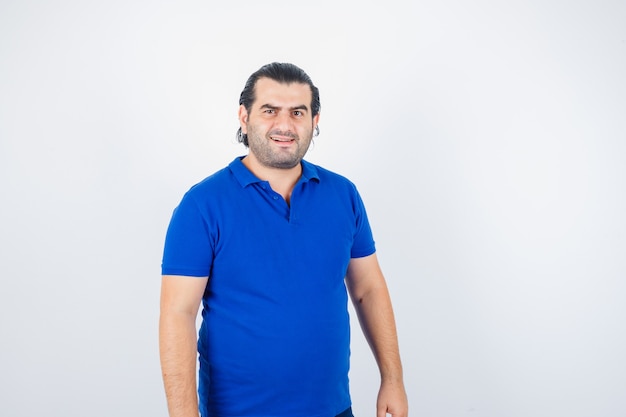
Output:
[299, 124, 315, 136]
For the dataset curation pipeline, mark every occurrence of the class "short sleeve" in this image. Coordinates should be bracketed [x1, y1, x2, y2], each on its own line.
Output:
[350, 188, 376, 258]
[161, 192, 214, 277]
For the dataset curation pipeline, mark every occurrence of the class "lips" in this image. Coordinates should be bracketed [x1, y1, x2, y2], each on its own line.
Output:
[270, 136, 295, 142]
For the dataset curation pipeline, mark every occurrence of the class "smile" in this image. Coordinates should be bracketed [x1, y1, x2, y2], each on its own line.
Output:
[270, 136, 295, 142]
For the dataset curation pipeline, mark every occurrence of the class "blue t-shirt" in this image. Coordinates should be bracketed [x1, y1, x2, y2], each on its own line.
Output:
[162, 157, 376, 417]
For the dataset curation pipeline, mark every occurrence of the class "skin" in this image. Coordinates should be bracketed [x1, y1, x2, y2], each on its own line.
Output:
[346, 254, 408, 417]
[160, 275, 206, 417]
[238, 77, 319, 203]
[159, 77, 408, 417]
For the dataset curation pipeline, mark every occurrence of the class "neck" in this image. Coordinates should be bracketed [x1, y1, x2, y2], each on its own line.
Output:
[241, 154, 302, 203]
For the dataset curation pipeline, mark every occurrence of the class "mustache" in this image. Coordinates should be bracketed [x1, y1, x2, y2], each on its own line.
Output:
[268, 129, 298, 140]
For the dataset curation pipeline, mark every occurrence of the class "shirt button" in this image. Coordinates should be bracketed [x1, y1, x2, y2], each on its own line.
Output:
[273, 196, 278, 200]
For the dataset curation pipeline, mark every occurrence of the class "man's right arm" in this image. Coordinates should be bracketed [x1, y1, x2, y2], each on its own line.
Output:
[159, 275, 209, 417]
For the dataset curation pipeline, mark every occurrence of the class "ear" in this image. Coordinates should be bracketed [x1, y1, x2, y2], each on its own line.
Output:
[238, 105, 249, 134]
[313, 113, 320, 130]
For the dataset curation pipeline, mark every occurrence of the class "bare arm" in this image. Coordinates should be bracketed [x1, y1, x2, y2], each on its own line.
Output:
[345, 254, 408, 417]
[159, 275, 208, 417]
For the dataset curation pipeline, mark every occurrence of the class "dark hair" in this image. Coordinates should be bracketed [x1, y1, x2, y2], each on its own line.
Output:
[237, 62, 321, 146]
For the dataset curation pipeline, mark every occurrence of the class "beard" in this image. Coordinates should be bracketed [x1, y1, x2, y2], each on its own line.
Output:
[245, 124, 313, 169]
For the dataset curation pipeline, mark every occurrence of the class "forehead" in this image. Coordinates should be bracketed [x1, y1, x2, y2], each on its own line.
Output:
[252, 77, 312, 108]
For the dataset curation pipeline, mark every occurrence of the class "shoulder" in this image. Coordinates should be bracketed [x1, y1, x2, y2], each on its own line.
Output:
[302, 160, 358, 191]
[187, 166, 233, 193]
[190, 167, 231, 190]
[301, 161, 372, 217]
[172, 166, 235, 212]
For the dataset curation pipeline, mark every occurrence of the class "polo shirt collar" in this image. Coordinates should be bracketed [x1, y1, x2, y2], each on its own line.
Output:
[299, 159, 321, 183]
[228, 156, 320, 188]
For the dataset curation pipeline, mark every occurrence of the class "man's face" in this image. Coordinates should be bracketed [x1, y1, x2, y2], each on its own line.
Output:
[239, 77, 319, 169]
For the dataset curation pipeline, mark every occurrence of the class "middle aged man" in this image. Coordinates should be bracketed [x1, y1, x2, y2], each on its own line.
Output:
[160, 62, 408, 417]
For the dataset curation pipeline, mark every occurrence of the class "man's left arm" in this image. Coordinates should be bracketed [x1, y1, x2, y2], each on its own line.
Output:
[345, 253, 408, 417]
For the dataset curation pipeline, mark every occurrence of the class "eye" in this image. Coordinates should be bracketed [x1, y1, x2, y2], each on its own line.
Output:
[263, 109, 275, 114]
[293, 110, 303, 117]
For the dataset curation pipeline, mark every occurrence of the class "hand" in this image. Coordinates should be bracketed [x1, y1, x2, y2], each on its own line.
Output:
[377, 379, 408, 417]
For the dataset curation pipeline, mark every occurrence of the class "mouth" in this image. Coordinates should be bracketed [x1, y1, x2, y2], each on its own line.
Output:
[270, 135, 295, 143]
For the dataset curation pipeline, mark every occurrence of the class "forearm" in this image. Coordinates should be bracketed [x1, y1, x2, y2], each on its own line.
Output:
[351, 277, 409, 416]
[352, 281, 404, 382]
[159, 311, 200, 417]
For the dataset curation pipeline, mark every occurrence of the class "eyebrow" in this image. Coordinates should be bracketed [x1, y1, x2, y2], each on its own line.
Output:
[260, 104, 309, 112]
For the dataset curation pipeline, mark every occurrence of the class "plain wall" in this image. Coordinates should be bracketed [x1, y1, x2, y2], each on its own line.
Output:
[1, 1, 625, 416]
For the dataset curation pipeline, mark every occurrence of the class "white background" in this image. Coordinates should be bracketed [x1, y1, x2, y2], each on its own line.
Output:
[1, 1, 625, 416]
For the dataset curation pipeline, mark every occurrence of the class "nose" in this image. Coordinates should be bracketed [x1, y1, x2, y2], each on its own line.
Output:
[273, 110, 294, 131]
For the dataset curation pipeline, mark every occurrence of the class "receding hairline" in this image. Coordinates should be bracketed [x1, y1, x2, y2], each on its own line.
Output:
[249, 77, 316, 112]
